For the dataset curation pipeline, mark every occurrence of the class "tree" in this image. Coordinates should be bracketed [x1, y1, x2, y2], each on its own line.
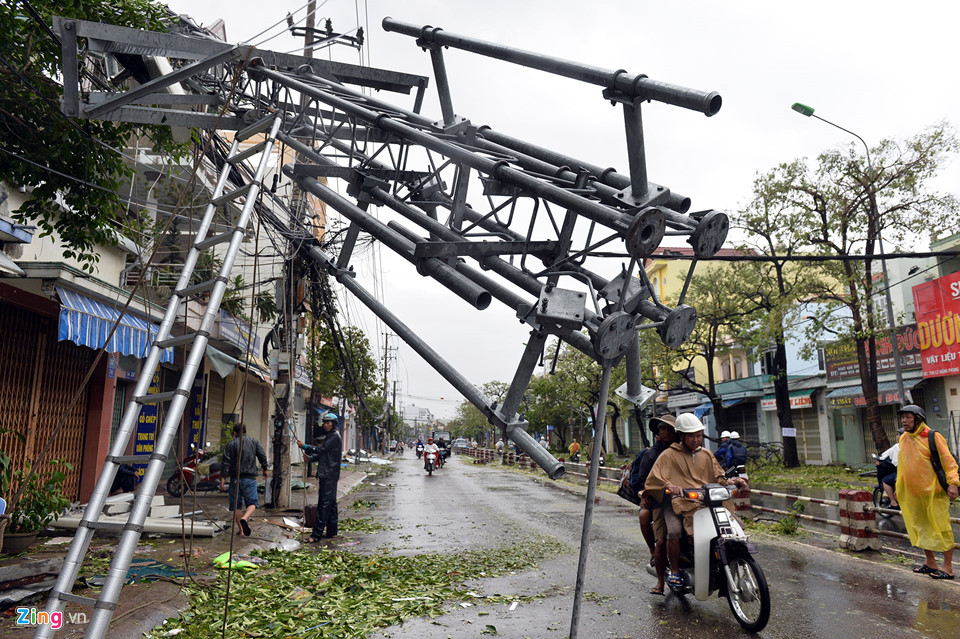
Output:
[648, 262, 760, 432]
[734, 182, 825, 467]
[307, 322, 382, 423]
[447, 381, 508, 444]
[0, 0, 184, 271]
[750, 124, 959, 453]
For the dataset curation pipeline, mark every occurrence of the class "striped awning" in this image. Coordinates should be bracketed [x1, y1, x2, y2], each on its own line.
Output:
[56, 287, 172, 363]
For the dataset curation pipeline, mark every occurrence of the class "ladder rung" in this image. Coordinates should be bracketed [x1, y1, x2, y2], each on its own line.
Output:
[177, 277, 224, 298]
[83, 521, 128, 533]
[228, 140, 268, 164]
[135, 389, 186, 404]
[156, 332, 203, 349]
[58, 592, 115, 609]
[212, 183, 253, 206]
[107, 453, 167, 465]
[236, 115, 277, 141]
[195, 229, 236, 251]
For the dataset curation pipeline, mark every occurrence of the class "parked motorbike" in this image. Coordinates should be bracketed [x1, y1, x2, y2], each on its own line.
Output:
[416, 443, 424, 459]
[166, 446, 225, 497]
[646, 483, 770, 632]
[424, 450, 438, 476]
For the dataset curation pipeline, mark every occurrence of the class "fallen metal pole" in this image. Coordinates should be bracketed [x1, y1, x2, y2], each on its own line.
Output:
[569, 364, 612, 639]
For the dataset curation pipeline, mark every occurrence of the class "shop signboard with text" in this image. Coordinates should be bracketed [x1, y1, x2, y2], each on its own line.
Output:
[912, 270, 960, 378]
[822, 324, 923, 382]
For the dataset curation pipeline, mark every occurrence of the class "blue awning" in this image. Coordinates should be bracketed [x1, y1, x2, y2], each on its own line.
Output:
[693, 402, 713, 419]
[57, 287, 172, 363]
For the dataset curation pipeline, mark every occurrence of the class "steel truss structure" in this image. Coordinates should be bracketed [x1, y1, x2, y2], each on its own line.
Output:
[39, 14, 729, 639]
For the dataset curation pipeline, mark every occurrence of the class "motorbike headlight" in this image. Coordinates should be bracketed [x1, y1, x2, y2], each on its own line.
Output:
[708, 486, 732, 501]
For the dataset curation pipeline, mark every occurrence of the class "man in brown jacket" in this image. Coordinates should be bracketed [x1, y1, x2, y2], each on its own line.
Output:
[643, 413, 747, 589]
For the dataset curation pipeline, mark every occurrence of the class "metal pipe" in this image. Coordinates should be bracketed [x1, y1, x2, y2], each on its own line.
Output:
[622, 100, 648, 200]
[305, 244, 493, 413]
[624, 331, 643, 397]
[476, 128, 692, 213]
[428, 45, 457, 126]
[569, 364, 613, 639]
[382, 19, 721, 116]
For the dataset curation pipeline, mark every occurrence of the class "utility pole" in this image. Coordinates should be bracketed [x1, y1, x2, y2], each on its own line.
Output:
[271, 1, 319, 508]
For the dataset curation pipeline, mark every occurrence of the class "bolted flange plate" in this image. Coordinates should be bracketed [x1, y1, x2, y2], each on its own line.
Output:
[657, 304, 697, 349]
[687, 210, 729, 258]
[593, 310, 637, 366]
[625, 207, 666, 259]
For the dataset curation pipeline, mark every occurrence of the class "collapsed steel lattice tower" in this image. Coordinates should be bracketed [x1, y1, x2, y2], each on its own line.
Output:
[38, 14, 728, 639]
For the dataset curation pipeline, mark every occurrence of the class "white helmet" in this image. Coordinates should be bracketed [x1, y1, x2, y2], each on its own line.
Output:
[720, 430, 731, 439]
[729, 431, 741, 440]
[675, 413, 705, 434]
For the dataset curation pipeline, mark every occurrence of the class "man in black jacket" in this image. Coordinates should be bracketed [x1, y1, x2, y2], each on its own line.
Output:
[636, 414, 677, 595]
[219, 423, 269, 536]
[298, 412, 343, 542]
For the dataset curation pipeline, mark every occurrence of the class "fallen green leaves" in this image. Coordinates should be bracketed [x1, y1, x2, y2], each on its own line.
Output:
[146, 536, 564, 638]
[338, 517, 392, 534]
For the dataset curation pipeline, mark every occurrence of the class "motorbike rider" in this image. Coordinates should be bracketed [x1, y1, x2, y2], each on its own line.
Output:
[643, 413, 748, 589]
[635, 414, 677, 595]
[876, 430, 903, 509]
[496, 438, 505, 456]
[423, 437, 440, 470]
[714, 431, 731, 465]
[568, 439, 581, 461]
[725, 431, 749, 469]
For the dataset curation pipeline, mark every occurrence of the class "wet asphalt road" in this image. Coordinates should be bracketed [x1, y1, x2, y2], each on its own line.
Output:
[352, 453, 960, 639]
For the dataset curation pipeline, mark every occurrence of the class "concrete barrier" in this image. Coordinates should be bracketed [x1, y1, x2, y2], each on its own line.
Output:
[838, 489, 880, 551]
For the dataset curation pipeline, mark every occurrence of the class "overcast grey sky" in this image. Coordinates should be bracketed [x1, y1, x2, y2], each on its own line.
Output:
[168, 0, 960, 419]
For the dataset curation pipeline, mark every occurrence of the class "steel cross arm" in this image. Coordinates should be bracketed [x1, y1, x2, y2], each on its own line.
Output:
[412, 239, 556, 259]
[359, 184, 600, 361]
[83, 45, 245, 119]
[475, 127, 692, 213]
[252, 65, 637, 233]
[382, 18, 721, 117]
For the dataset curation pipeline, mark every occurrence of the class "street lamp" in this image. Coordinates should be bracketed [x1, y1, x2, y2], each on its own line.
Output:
[791, 102, 907, 405]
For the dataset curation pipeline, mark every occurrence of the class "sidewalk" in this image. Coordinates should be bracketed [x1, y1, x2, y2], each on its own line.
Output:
[0, 468, 369, 638]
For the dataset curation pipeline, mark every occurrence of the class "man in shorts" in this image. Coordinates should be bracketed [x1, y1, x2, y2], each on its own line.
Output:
[220, 423, 269, 536]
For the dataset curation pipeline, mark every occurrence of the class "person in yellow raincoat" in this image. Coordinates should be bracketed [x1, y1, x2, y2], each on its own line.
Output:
[895, 405, 959, 580]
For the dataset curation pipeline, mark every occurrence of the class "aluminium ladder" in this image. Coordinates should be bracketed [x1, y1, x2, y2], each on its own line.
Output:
[35, 115, 283, 639]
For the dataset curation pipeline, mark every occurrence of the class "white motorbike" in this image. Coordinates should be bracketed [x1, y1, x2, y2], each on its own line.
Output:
[647, 483, 770, 632]
[424, 450, 438, 476]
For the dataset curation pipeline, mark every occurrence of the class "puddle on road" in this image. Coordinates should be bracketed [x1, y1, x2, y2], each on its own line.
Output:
[915, 600, 960, 636]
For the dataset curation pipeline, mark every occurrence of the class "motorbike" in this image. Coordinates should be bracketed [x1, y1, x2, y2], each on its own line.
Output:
[865, 453, 896, 512]
[646, 482, 770, 632]
[416, 443, 424, 459]
[166, 446, 225, 497]
[424, 450, 438, 476]
[569, 450, 580, 463]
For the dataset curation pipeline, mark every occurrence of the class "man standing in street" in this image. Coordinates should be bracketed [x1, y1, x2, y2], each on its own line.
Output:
[298, 412, 343, 543]
[220, 423, 269, 537]
[896, 405, 959, 579]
